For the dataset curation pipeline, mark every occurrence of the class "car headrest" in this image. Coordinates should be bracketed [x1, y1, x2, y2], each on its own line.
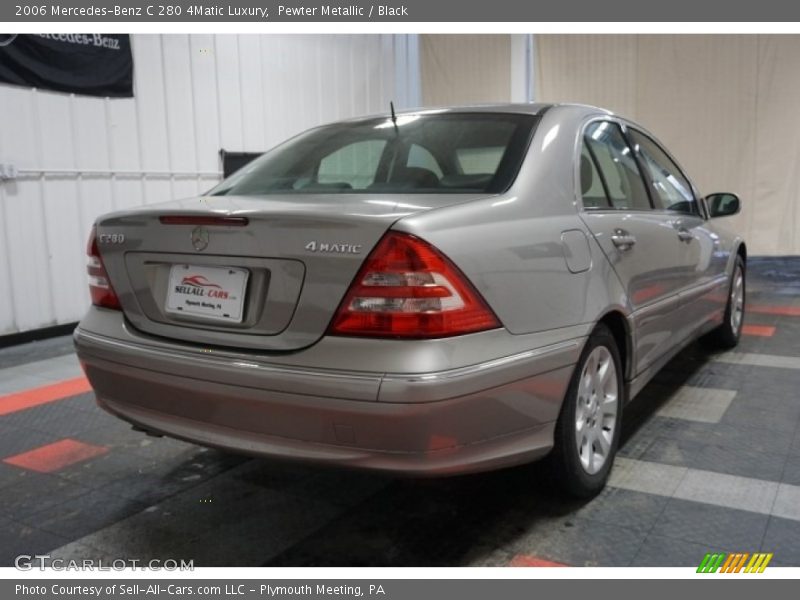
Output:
[390, 166, 440, 188]
[580, 154, 593, 196]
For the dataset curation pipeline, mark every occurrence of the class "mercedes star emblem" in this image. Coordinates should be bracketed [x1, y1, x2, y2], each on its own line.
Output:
[191, 226, 209, 251]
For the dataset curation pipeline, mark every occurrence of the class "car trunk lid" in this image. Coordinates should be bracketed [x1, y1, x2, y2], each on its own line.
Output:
[95, 193, 488, 351]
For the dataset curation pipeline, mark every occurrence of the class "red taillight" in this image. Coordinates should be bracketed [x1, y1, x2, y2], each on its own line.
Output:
[86, 228, 121, 310]
[329, 232, 501, 339]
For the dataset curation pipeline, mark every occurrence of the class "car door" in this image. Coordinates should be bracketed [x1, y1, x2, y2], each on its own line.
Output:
[626, 128, 729, 339]
[578, 120, 687, 376]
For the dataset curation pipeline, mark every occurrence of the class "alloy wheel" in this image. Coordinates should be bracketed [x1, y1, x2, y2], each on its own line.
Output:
[575, 346, 619, 475]
[730, 266, 745, 334]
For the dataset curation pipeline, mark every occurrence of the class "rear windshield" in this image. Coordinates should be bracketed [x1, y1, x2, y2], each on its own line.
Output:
[210, 113, 538, 196]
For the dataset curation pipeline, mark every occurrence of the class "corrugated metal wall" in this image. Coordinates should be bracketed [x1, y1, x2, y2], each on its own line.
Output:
[0, 34, 410, 336]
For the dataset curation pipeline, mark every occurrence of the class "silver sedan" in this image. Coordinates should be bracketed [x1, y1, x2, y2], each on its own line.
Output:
[74, 103, 746, 497]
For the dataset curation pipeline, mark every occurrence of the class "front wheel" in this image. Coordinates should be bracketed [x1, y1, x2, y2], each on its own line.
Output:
[704, 256, 745, 349]
[549, 324, 624, 498]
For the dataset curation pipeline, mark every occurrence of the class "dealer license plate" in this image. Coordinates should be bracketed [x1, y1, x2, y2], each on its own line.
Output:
[165, 264, 249, 323]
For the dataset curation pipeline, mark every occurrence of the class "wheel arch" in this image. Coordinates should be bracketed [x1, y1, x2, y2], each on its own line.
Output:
[736, 240, 747, 265]
[595, 310, 633, 385]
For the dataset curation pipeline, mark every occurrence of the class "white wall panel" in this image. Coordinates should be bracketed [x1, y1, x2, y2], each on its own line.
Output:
[0, 34, 407, 335]
[0, 88, 54, 333]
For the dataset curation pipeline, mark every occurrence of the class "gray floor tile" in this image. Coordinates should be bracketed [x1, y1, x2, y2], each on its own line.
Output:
[791, 430, 800, 457]
[464, 545, 516, 567]
[224, 458, 323, 491]
[650, 498, 769, 549]
[0, 336, 75, 370]
[632, 533, 729, 567]
[573, 487, 668, 533]
[60, 507, 195, 559]
[77, 420, 164, 450]
[0, 473, 94, 520]
[54, 450, 166, 489]
[171, 495, 345, 566]
[0, 461, 37, 490]
[0, 373, 46, 395]
[19, 489, 148, 540]
[96, 448, 245, 506]
[772, 483, 800, 522]
[126, 437, 200, 463]
[608, 457, 687, 496]
[643, 417, 794, 456]
[12, 355, 82, 381]
[762, 516, 800, 566]
[0, 516, 69, 567]
[734, 380, 800, 412]
[617, 427, 657, 460]
[654, 385, 736, 423]
[781, 459, 800, 486]
[0, 402, 108, 437]
[713, 352, 800, 371]
[719, 403, 800, 434]
[673, 469, 778, 515]
[639, 437, 785, 482]
[290, 467, 391, 508]
[57, 392, 100, 414]
[149, 477, 304, 535]
[0, 424, 64, 462]
[508, 517, 646, 567]
[47, 540, 111, 562]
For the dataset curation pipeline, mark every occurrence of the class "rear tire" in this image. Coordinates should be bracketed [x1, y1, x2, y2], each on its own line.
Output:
[549, 324, 624, 498]
[704, 256, 745, 349]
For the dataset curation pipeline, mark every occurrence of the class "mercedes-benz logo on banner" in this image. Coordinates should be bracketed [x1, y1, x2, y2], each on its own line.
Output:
[191, 226, 209, 251]
[0, 35, 18, 47]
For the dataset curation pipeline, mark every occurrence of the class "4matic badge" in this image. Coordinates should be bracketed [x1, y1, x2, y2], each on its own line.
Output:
[304, 241, 363, 254]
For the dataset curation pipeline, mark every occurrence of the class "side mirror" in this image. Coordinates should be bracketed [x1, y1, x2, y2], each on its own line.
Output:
[706, 193, 741, 218]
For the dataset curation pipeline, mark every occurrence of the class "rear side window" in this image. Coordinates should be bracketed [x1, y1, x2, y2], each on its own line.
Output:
[583, 121, 651, 211]
[407, 144, 443, 178]
[210, 113, 538, 196]
[628, 129, 697, 215]
[456, 146, 505, 175]
[318, 140, 386, 190]
[580, 144, 611, 209]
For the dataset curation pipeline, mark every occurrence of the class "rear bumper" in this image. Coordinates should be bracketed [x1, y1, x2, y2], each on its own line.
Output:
[74, 312, 583, 475]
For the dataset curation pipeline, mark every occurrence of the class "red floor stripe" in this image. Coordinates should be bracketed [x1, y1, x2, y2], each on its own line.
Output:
[748, 304, 800, 317]
[742, 324, 776, 337]
[509, 554, 568, 567]
[4, 438, 108, 473]
[0, 376, 91, 417]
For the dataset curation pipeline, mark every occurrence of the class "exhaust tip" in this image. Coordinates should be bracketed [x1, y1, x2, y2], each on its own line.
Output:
[132, 425, 164, 438]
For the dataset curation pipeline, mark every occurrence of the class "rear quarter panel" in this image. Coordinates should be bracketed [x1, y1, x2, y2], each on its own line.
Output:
[394, 106, 629, 337]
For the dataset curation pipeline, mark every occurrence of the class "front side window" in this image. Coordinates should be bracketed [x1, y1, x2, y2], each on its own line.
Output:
[210, 113, 538, 196]
[583, 121, 652, 211]
[628, 129, 697, 215]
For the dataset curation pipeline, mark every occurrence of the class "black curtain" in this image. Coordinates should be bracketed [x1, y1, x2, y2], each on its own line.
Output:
[0, 34, 133, 97]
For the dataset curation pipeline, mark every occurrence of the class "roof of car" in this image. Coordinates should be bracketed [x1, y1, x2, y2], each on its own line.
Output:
[337, 102, 613, 124]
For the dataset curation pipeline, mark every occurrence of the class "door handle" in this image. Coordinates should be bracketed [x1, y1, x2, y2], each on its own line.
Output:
[671, 218, 694, 243]
[611, 229, 636, 251]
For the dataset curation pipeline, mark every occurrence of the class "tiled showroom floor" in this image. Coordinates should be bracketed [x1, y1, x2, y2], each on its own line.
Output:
[1, 257, 799, 567]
